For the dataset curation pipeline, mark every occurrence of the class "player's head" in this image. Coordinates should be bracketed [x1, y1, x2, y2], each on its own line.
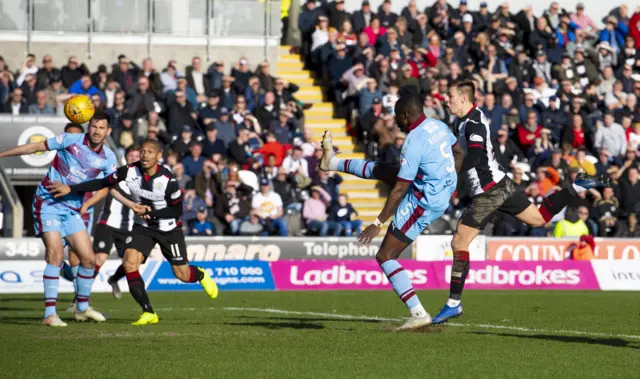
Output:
[140, 139, 163, 170]
[447, 80, 475, 117]
[64, 123, 84, 134]
[87, 110, 111, 145]
[125, 145, 140, 165]
[393, 93, 424, 132]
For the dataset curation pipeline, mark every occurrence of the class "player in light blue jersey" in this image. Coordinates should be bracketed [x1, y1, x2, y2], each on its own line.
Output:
[319, 94, 464, 330]
[0, 111, 118, 326]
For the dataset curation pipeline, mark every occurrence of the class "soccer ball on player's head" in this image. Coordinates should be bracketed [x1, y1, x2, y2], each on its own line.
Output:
[64, 94, 95, 124]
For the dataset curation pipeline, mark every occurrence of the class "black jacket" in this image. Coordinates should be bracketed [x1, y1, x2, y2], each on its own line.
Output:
[1, 100, 28, 114]
[352, 10, 376, 34]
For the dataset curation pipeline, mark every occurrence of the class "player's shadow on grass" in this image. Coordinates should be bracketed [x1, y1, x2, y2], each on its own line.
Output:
[225, 320, 325, 330]
[0, 306, 37, 311]
[0, 316, 45, 325]
[471, 331, 640, 350]
[235, 315, 384, 324]
[1, 297, 43, 302]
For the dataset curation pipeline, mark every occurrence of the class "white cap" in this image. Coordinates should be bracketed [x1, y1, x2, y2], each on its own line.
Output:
[463, 14, 473, 23]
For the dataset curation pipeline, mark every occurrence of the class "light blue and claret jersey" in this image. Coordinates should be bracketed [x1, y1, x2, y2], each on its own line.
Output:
[34, 133, 117, 216]
[396, 115, 458, 212]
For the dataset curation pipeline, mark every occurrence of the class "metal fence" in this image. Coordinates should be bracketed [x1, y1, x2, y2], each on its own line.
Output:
[0, 0, 280, 56]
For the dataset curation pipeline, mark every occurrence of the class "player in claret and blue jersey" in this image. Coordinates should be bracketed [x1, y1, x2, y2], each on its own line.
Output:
[0, 111, 117, 326]
[319, 94, 464, 330]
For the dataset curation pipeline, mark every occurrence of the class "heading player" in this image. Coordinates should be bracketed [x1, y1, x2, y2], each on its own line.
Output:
[48, 139, 218, 326]
[431, 80, 610, 324]
[0, 111, 118, 326]
[320, 94, 463, 330]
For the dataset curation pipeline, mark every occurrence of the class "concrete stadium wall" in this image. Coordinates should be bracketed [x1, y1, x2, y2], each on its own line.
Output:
[343, 0, 625, 27]
[0, 35, 280, 72]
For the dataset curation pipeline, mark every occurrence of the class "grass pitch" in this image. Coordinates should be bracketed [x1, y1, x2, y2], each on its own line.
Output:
[1, 290, 639, 379]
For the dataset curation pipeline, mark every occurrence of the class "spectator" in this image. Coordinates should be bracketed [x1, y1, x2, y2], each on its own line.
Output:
[353, 0, 376, 34]
[139, 58, 163, 98]
[111, 55, 138, 94]
[377, 0, 397, 29]
[239, 211, 265, 236]
[256, 61, 277, 92]
[273, 166, 303, 213]
[329, 194, 362, 236]
[244, 76, 264, 112]
[256, 132, 289, 167]
[517, 110, 542, 151]
[171, 125, 196, 158]
[494, 129, 522, 169]
[617, 166, 640, 215]
[215, 108, 236, 148]
[182, 142, 206, 178]
[599, 15, 628, 54]
[303, 186, 332, 236]
[106, 90, 127, 130]
[614, 213, 640, 237]
[2, 88, 27, 115]
[190, 207, 214, 236]
[595, 111, 627, 157]
[269, 109, 296, 145]
[252, 178, 287, 236]
[28, 90, 54, 115]
[329, 0, 350, 30]
[60, 56, 88, 89]
[160, 60, 179, 92]
[553, 205, 590, 237]
[137, 110, 167, 141]
[36, 54, 60, 90]
[167, 90, 198, 135]
[282, 146, 309, 178]
[186, 56, 210, 105]
[232, 57, 253, 95]
[219, 76, 237, 110]
[91, 64, 110, 94]
[227, 128, 252, 166]
[126, 76, 157, 119]
[103, 79, 119, 109]
[363, 17, 387, 46]
[199, 91, 222, 127]
[172, 162, 192, 190]
[215, 180, 252, 235]
[202, 124, 226, 159]
[182, 189, 206, 227]
[315, 170, 342, 202]
[20, 74, 39, 106]
[15, 54, 38, 87]
[68, 74, 104, 102]
[569, 148, 597, 176]
[592, 187, 619, 236]
[45, 76, 67, 115]
[563, 114, 589, 150]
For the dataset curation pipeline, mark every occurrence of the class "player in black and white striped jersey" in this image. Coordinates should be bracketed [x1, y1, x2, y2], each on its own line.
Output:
[87, 145, 140, 299]
[48, 139, 219, 326]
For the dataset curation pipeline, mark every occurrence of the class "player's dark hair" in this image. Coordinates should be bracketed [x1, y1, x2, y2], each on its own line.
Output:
[452, 80, 475, 102]
[142, 139, 163, 152]
[64, 123, 84, 133]
[91, 110, 109, 124]
[395, 93, 423, 118]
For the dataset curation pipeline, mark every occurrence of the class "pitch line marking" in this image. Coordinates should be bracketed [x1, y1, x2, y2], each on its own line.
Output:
[217, 307, 640, 341]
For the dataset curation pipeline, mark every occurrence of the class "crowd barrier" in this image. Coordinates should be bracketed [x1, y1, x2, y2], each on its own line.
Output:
[1, 236, 639, 293]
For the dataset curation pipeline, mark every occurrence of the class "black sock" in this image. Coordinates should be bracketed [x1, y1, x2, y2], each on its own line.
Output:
[109, 264, 126, 283]
[125, 271, 153, 313]
[449, 251, 470, 301]
[539, 189, 576, 223]
[188, 266, 204, 283]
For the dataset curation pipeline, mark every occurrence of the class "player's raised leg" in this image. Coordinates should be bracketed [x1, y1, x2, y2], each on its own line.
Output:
[517, 173, 611, 227]
[41, 231, 67, 327]
[65, 223, 106, 322]
[319, 130, 399, 186]
[160, 229, 218, 299]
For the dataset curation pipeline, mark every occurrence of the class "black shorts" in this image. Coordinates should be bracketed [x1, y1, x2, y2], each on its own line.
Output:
[93, 223, 130, 258]
[460, 177, 531, 229]
[125, 224, 188, 265]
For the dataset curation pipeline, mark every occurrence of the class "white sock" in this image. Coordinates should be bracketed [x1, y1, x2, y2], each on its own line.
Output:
[572, 182, 586, 194]
[447, 298, 461, 307]
[328, 156, 340, 171]
[410, 304, 427, 318]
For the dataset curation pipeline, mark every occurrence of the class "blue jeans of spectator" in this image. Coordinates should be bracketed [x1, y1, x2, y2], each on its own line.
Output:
[307, 220, 329, 236]
[263, 217, 288, 236]
[286, 203, 302, 213]
[229, 218, 243, 235]
[334, 220, 363, 236]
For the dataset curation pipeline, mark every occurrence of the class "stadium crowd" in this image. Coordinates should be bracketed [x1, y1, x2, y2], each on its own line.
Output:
[1, 0, 640, 239]
[298, 0, 640, 238]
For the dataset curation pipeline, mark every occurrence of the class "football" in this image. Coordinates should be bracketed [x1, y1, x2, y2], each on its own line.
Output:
[64, 94, 95, 124]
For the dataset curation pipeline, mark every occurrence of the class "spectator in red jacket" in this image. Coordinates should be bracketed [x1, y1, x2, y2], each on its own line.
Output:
[255, 132, 290, 166]
[517, 110, 542, 151]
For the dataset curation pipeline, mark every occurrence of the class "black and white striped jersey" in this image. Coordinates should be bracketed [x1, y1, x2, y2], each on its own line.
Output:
[456, 106, 506, 197]
[106, 162, 183, 232]
[97, 181, 134, 232]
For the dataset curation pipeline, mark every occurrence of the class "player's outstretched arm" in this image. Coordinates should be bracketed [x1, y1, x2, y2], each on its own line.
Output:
[0, 140, 48, 158]
[357, 179, 411, 246]
[79, 188, 109, 214]
[47, 165, 128, 198]
[108, 188, 150, 216]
